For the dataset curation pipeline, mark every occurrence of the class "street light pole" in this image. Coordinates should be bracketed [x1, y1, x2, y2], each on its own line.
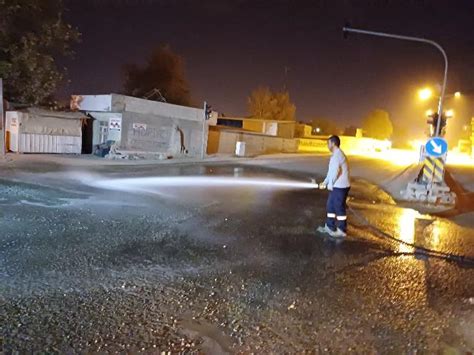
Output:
[342, 26, 448, 137]
[0, 78, 5, 156]
[201, 101, 207, 159]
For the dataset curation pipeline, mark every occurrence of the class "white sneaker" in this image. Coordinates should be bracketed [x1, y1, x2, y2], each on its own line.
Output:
[317, 224, 337, 235]
[333, 228, 347, 238]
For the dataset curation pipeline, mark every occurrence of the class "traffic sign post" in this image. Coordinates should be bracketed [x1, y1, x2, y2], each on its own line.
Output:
[425, 137, 448, 157]
[404, 136, 454, 204]
[422, 137, 448, 184]
[341, 25, 455, 204]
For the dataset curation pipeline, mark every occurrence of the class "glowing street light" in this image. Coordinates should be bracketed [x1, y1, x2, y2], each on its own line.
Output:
[445, 109, 454, 118]
[418, 88, 461, 101]
[418, 88, 433, 101]
[316, 127, 321, 133]
[425, 109, 434, 117]
[342, 26, 448, 137]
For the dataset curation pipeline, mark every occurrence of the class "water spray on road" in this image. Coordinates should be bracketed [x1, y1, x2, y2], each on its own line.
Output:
[88, 176, 319, 193]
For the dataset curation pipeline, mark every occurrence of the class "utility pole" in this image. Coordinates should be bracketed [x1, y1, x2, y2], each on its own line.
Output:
[342, 26, 448, 137]
[342, 26, 455, 204]
[0, 78, 5, 157]
[201, 101, 207, 159]
[283, 66, 290, 91]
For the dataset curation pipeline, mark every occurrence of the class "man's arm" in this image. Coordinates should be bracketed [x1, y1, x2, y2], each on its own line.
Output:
[324, 153, 340, 190]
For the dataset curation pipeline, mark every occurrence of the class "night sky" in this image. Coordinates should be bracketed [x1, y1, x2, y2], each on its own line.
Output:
[62, 0, 474, 138]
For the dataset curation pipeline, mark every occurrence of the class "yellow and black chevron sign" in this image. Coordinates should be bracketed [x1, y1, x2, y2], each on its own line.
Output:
[422, 156, 445, 183]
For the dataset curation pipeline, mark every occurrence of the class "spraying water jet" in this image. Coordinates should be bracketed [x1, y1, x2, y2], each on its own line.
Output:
[88, 176, 319, 194]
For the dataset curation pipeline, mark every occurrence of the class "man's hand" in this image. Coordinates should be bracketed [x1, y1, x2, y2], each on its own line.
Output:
[319, 183, 327, 190]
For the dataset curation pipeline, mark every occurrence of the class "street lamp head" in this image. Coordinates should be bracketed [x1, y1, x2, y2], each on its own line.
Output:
[454, 91, 461, 98]
[418, 88, 432, 101]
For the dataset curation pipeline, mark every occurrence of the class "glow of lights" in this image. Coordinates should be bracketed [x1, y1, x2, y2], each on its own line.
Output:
[397, 209, 420, 253]
[445, 151, 474, 166]
[430, 222, 441, 249]
[409, 139, 424, 151]
[356, 148, 473, 167]
[418, 88, 433, 101]
[316, 127, 321, 133]
[454, 91, 461, 98]
[445, 109, 454, 118]
[425, 109, 434, 117]
[348, 147, 418, 166]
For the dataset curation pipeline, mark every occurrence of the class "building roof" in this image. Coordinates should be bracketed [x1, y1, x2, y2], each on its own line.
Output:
[22, 107, 88, 120]
[218, 116, 296, 124]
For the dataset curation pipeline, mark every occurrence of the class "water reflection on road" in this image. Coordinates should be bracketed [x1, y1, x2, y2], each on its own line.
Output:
[397, 209, 418, 253]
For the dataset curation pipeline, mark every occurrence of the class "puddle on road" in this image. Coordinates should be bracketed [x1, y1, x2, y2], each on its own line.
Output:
[179, 317, 233, 354]
[0, 179, 85, 208]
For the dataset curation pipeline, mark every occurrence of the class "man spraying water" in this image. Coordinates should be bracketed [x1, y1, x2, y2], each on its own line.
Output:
[317, 135, 351, 239]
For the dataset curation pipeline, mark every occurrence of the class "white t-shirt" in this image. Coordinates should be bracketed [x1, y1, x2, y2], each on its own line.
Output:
[323, 147, 351, 190]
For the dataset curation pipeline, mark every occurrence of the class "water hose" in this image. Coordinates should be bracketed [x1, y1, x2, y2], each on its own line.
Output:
[348, 204, 474, 266]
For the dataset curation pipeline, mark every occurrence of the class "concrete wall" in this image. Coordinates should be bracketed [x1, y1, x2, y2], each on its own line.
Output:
[277, 122, 296, 138]
[295, 124, 312, 138]
[120, 111, 206, 157]
[111, 94, 203, 122]
[298, 137, 328, 152]
[243, 120, 264, 133]
[209, 129, 391, 157]
[208, 129, 297, 156]
[298, 136, 391, 153]
[242, 120, 296, 138]
[113, 95, 206, 157]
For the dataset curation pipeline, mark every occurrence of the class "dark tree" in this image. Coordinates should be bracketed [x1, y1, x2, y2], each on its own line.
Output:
[0, 0, 80, 105]
[343, 125, 358, 136]
[248, 86, 296, 121]
[362, 109, 393, 140]
[123, 45, 192, 106]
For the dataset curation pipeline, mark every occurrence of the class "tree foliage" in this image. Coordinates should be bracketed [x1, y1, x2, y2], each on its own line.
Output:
[362, 109, 393, 140]
[248, 86, 296, 121]
[123, 45, 192, 106]
[0, 0, 80, 105]
[343, 125, 358, 136]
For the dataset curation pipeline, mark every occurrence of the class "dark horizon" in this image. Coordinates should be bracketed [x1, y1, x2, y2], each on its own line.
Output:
[61, 0, 474, 138]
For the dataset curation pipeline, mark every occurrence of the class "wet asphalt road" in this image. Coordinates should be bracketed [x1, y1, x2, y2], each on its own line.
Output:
[1, 160, 474, 353]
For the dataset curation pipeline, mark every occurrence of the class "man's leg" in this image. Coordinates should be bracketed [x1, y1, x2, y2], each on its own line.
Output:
[334, 187, 350, 233]
[326, 190, 337, 231]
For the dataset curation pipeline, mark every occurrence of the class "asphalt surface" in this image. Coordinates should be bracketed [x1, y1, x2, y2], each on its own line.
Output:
[1, 157, 474, 353]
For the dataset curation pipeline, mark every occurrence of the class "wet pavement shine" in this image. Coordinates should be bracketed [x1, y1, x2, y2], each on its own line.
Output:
[1, 161, 473, 353]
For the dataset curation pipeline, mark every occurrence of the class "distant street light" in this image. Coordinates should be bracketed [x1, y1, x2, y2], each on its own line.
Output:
[417, 87, 461, 101]
[342, 26, 448, 137]
[418, 88, 433, 101]
[316, 127, 321, 133]
[425, 109, 434, 117]
[445, 109, 454, 118]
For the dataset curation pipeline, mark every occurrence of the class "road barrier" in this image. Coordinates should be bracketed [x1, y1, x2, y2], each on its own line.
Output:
[422, 155, 445, 183]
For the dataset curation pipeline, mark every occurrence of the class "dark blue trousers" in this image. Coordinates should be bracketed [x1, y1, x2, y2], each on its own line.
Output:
[326, 187, 350, 232]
